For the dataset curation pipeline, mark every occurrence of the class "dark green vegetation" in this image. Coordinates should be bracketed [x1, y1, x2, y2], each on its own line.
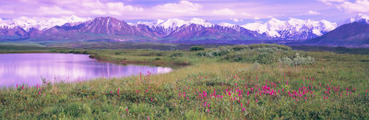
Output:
[190, 46, 205, 51]
[0, 44, 368, 119]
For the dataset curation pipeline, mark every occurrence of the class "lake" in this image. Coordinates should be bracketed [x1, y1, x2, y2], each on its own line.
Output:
[0, 53, 172, 88]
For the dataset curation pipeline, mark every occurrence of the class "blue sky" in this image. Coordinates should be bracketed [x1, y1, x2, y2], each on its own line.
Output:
[0, 0, 368, 24]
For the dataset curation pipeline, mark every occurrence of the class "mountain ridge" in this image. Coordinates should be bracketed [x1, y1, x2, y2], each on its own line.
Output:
[0, 16, 338, 42]
[299, 14, 369, 47]
[1, 15, 369, 47]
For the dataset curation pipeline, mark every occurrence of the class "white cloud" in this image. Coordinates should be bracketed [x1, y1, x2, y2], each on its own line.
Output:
[106, 2, 143, 12]
[38, 6, 74, 15]
[232, 18, 240, 22]
[10, 0, 144, 17]
[0, 0, 344, 21]
[0, 9, 14, 14]
[81, 0, 105, 8]
[154, 1, 201, 13]
[231, 18, 243, 22]
[318, 0, 369, 13]
[307, 10, 320, 15]
[91, 9, 106, 15]
[212, 8, 236, 16]
[318, 0, 346, 5]
[338, 0, 369, 13]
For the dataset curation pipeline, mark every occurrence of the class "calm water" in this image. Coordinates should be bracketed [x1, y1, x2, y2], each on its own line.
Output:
[0, 53, 172, 88]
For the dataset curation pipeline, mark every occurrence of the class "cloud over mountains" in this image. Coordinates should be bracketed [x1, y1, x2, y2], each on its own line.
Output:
[0, 0, 363, 23]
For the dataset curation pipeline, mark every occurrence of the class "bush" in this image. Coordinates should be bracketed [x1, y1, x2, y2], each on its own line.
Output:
[190, 46, 205, 51]
[170, 53, 184, 58]
[196, 44, 291, 58]
[248, 44, 291, 51]
[196, 50, 230, 57]
[114, 52, 121, 55]
[252, 53, 275, 64]
[279, 53, 315, 66]
[196, 47, 232, 57]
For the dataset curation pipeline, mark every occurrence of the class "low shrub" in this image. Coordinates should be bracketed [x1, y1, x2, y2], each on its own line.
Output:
[279, 53, 315, 66]
[190, 46, 205, 51]
[170, 53, 184, 58]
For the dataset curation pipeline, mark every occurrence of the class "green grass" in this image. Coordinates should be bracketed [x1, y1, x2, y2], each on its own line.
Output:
[0, 44, 368, 119]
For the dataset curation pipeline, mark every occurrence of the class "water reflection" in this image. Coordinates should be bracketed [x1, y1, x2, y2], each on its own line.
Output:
[0, 53, 172, 88]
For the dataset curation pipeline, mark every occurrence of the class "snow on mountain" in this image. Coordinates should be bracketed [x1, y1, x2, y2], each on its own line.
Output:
[320, 20, 337, 31]
[135, 18, 215, 35]
[189, 18, 213, 27]
[136, 18, 214, 28]
[158, 18, 189, 29]
[0, 15, 92, 31]
[0, 18, 5, 27]
[347, 13, 369, 24]
[0, 16, 339, 41]
[241, 18, 337, 38]
[218, 22, 237, 27]
[217, 22, 244, 32]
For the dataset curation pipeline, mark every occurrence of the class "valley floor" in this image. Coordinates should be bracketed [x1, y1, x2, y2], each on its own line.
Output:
[0, 44, 369, 119]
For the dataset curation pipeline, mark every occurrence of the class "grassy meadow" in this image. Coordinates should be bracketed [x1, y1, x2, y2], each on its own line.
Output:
[0, 44, 368, 119]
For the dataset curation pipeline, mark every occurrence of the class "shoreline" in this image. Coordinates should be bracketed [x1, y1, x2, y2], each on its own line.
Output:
[0, 52, 179, 89]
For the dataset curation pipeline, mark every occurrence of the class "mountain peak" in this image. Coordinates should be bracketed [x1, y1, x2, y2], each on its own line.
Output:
[189, 18, 206, 22]
[0, 16, 340, 41]
[0, 16, 91, 31]
[135, 18, 214, 29]
[93, 17, 120, 22]
[350, 13, 369, 23]
[218, 22, 236, 27]
[287, 18, 307, 26]
[242, 18, 337, 39]
[268, 18, 284, 24]
[158, 18, 188, 29]
[189, 18, 213, 27]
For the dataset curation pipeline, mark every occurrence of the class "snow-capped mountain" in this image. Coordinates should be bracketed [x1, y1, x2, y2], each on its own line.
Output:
[218, 22, 237, 28]
[136, 18, 214, 28]
[242, 18, 337, 40]
[218, 22, 242, 31]
[31, 17, 160, 41]
[135, 18, 215, 36]
[346, 13, 369, 24]
[0, 15, 92, 31]
[0, 16, 340, 42]
[303, 14, 369, 47]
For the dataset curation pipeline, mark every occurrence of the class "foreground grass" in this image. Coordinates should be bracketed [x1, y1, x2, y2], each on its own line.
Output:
[0, 44, 369, 119]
